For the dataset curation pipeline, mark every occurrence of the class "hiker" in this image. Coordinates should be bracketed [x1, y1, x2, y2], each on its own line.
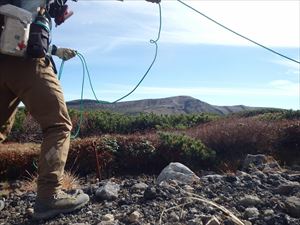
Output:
[0, 0, 160, 220]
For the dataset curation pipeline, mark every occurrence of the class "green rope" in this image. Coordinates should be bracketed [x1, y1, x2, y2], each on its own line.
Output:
[58, 3, 162, 138]
[71, 53, 86, 139]
[177, 0, 300, 65]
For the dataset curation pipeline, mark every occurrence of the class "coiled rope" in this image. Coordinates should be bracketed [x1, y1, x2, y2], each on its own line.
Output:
[58, 3, 162, 138]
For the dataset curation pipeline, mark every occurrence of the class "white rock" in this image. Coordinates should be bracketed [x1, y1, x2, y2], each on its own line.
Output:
[263, 209, 274, 216]
[132, 182, 148, 191]
[86, 211, 93, 216]
[102, 214, 114, 222]
[157, 162, 200, 184]
[129, 211, 141, 223]
[244, 207, 260, 218]
[26, 208, 34, 216]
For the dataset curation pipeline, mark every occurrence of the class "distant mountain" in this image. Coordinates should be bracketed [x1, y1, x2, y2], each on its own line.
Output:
[67, 96, 259, 116]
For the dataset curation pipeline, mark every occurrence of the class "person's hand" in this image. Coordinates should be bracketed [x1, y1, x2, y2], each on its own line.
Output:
[55, 48, 77, 61]
[146, 0, 161, 4]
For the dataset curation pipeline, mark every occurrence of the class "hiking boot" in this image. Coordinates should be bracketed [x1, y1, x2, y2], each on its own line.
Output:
[33, 189, 89, 220]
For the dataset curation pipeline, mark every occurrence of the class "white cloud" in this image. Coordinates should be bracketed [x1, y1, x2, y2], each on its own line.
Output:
[89, 82, 299, 98]
[272, 59, 300, 75]
[64, 0, 300, 48]
[268, 79, 298, 91]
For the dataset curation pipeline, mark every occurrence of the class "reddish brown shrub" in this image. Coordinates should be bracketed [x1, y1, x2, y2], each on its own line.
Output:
[0, 143, 39, 180]
[185, 117, 300, 169]
[114, 133, 161, 174]
[67, 137, 116, 179]
[275, 122, 300, 165]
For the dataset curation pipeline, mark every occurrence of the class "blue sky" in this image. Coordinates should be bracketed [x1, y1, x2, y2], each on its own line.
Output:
[52, 0, 300, 109]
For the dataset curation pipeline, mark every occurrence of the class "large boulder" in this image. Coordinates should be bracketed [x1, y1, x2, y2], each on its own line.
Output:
[157, 162, 200, 184]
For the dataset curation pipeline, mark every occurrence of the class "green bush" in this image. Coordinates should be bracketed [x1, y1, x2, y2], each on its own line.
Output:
[257, 110, 300, 121]
[158, 132, 215, 169]
[236, 108, 286, 118]
[10, 109, 218, 141]
[114, 136, 157, 174]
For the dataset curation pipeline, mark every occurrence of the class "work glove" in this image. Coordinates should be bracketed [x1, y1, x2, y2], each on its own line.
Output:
[55, 47, 77, 61]
[146, 0, 161, 3]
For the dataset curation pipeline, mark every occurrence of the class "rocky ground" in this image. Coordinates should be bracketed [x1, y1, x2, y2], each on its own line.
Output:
[0, 155, 300, 225]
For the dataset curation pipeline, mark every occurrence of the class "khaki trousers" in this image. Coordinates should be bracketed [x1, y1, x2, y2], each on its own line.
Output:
[0, 55, 72, 198]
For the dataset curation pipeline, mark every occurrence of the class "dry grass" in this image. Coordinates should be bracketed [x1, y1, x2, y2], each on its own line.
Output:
[21, 171, 81, 193]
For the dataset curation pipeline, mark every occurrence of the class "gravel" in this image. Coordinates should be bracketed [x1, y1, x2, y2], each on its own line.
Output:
[1, 165, 300, 224]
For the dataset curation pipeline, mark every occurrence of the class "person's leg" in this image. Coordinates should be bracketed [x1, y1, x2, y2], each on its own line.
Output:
[1, 56, 88, 219]
[0, 87, 20, 143]
[5, 57, 72, 197]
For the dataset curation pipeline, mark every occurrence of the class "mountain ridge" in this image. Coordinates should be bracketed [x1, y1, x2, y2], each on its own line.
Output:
[67, 95, 261, 115]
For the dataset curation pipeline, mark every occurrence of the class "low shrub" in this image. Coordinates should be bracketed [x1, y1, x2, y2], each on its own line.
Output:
[157, 132, 215, 169]
[275, 122, 300, 165]
[67, 137, 116, 179]
[114, 134, 159, 174]
[0, 143, 39, 179]
[10, 109, 218, 142]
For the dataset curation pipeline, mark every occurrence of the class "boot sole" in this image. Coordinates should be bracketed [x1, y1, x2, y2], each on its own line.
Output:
[32, 199, 89, 220]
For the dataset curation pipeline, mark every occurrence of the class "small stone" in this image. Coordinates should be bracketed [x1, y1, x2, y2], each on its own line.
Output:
[225, 175, 238, 183]
[189, 208, 198, 214]
[187, 217, 203, 225]
[0, 200, 4, 211]
[86, 211, 93, 216]
[244, 207, 260, 219]
[183, 184, 195, 192]
[169, 212, 180, 222]
[102, 214, 114, 221]
[285, 196, 300, 218]
[144, 186, 157, 200]
[96, 181, 120, 201]
[252, 171, 267, 180]
[132, 182, 148, 191]
[239, 195, 262, 207]
[26, 208, 34, 216]
[223, 219, 235, 225]
[275, 181, 300, 195]
[263, 209, 274, 216]
[129, 211, 141, 223]
[243, 221, 252, 225]
[202, 175, 224, 182]
[97, 222, 118, 225]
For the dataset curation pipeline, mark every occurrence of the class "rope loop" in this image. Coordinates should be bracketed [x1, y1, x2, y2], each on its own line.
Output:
[58, 3, 162, 138]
